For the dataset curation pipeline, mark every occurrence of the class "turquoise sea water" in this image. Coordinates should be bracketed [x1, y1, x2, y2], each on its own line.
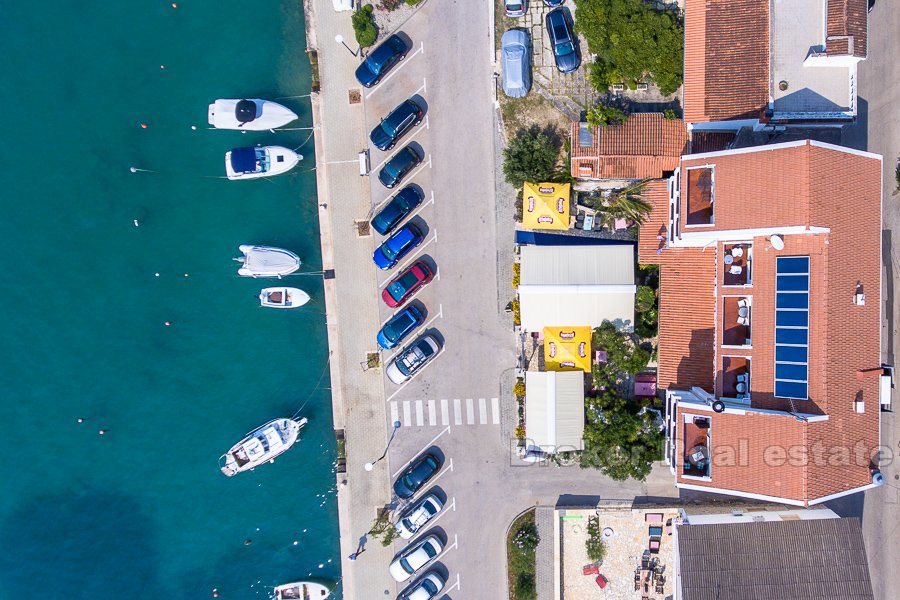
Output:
[0, 2, 339, 598]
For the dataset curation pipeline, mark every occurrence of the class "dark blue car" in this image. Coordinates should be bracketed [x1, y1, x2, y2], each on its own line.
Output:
[373, 224, 424, 270]
[370, 99, 425, 151]
[546, 9, 580, 73]
[377, 305, 424, 349]
[371, 186, 425, 235]
[355, 34, 409, 88]
[393, 452, 442, 499]
[378, 145, 422, 189]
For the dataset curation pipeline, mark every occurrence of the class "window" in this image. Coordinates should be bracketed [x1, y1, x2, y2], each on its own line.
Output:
[774, 256, 809, 400]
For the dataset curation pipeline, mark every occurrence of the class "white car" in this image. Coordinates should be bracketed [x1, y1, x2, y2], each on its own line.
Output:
[504, 0, 527, 17]
[397, 493, 444, 539]
[385, 335, 442, 385]
[388, 535, 443, 582]
[398, 571, 446, 600]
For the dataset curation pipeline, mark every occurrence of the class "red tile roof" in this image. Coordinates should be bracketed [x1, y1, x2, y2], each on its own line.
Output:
[570, 114, 687, 180]
[826, 0, 868, 58]
[683, 0, 770, 123]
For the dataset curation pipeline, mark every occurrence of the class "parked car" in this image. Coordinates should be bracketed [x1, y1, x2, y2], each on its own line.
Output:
[386, 334, 442, 385]
[370, 98, 425, 151]
[393, 451, 442, 499]
[397, 571, 446, 600]
[354, 34, 409, 88]
[546, 9, 580, 73]
[501, 29, 531, 98]
[370, 186, 424, 235]
[373, 224, 424, 270]
[382, 261, 434, 308]
[378, 145, 422, 188]
[504, 0, 527, 17]
[388, 535, 443, 582]
[543, 0, 564, 6]
[397, 493, 444, 539]
[377, 305, 425, 350]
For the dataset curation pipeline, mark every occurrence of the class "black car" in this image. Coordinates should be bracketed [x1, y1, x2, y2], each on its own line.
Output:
[378, 145, 422, 188]
[546, 9, 580, 74]
[393, 452, 442, 499]
[355, 34, 409, 88]
[370, 99, 425, 151]
[370, 186, 425, 235]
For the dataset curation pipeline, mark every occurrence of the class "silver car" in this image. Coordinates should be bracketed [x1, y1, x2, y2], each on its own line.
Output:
[501, 29, 531, 98]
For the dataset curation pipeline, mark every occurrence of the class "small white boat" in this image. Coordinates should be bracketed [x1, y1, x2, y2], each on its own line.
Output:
[236, 245, 301, 278]
[219, 417, 307, 477]
[274, 581, 331, 600]
[208, 98, 298, 130]
[259, 287, 310, 309]
[226, 146, 301, 180]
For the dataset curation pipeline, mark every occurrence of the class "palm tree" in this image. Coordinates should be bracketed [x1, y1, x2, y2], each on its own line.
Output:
[599, 180, 652, 227]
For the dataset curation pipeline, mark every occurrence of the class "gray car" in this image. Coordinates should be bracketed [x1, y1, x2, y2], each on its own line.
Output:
[501, 29, 531, 98]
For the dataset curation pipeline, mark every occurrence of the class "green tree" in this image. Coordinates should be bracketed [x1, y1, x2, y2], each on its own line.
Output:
[586, 102, 629, 128]
[351, 6, 377, 48]
[585, 516, 607, 561]
[601, 181, 653, 226]
[581, 390, 663, 480]
[576, 0, 684, 95]
[369, 509, 399, 546]
[592, 321, 649, 378]
[635, 285, 656, 313]
[502, 127, 566, 188]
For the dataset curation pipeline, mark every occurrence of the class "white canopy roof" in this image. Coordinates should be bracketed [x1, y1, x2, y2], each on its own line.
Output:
[525, 371, 585, 452]
[519, 245, 636, 331]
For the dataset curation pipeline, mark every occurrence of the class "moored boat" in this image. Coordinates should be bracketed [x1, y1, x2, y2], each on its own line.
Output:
[274, 581, 332, 600]
[219, 417, 307, 477]
[208, 98, 298, 130]
[225, 146, 301, 180]
[259, 287, 310, 309]
[236, 245, 301, 278]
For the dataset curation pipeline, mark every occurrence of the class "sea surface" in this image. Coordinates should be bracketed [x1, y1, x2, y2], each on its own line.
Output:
[0, 2, 340, 598]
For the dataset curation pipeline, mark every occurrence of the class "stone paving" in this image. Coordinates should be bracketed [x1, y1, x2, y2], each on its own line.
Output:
[536, 506, 556, 600]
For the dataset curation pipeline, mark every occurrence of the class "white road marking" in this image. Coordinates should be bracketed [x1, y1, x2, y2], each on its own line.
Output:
[403, 400, 411, 426]
[425, 114, 429, 130]
[428, 154, 433, 169]
[372, 156, 432, 207]
[435, 268, 440, 281]
[479, 397, 487, 425]
[364, 43, 425, 99]
[441, 399, 449, 425]
[378, 232, 438, 288]
[492, 397, 500, 425]
[390, 401, 399, 425]
[385, 379, 411, 403]
[466, 398, 474, 425]
[451, 497, 456, 512]
[369, 185, 434, 223]
[428, 399, 436, 426]
[426, 497, 455, 528]
[422, 77, 427, 94]
[415, 400, 424, 426]
[454, 399, 462, 425]
[421, 304, 443, 330]
[391, 426, 451, 478]
[434, 533, 459, 562]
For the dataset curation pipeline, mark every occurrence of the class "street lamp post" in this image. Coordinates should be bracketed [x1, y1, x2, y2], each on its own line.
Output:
[335, 34, 358, 57]
[365, 420, 401, 471]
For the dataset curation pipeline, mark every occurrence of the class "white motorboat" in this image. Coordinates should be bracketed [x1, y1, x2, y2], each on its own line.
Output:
[219, 417, 307, 477]
[235, 245, 301, 278]
[274, 581, 331, 600]
[225, 146, 301, 180]
[207, 98, 298, 130]
[259, 287, 310, 309]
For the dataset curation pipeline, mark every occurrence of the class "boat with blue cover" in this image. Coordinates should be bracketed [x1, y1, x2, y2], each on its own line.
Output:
[225, 145, 301, 180]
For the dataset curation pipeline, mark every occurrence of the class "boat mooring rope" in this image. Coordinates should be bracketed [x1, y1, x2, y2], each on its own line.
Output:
[292, 351, 333, 419]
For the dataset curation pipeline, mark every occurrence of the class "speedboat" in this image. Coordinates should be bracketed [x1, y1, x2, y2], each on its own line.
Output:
[274, 581, 331, 600]
[235, 245, 300, 278]
[226, 146, 301, 180]
[259, 287, 310, 309]
[208, 98, 298, 130]
[219, 417, 307, 477]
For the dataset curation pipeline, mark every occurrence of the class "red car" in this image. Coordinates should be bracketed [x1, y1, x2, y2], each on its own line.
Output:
[382, 261, 434, 308]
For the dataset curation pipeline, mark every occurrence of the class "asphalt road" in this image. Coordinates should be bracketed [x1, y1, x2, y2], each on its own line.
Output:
[839, 3, 900, 599]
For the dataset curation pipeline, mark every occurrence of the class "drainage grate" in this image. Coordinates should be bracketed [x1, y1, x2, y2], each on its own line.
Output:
[355, 220, 371, 237]
[348, 89, 361, 104]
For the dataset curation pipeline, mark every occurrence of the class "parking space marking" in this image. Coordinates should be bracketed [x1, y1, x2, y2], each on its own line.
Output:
[426, 497, 454, 529]
[403, 400, 412, 426]
[415, 401, 424, 426]
[385, 379, 410, 403]
[444, 574, 461, 594]
[378, 232, 438, 288]
[454, 399, 462, 425]
[390, 401, 399, 425]
[372, 155, 432, 207]
[435, 534, 459, 562]
[492, 397, 500, 424]
[428, 399, 436, 426]
[479, 397, 487, 425]
[391, 426, 451, 479]
[364, 42, 425, 99]
[441, 399, 449, 425]
[425, 114, 429, 130]
[422, 77, 427, 94]
[466, 398, 474, 425]
[370, 121, 431, 172]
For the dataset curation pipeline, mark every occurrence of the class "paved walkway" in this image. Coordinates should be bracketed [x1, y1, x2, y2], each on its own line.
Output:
[304, 1, 396, 597]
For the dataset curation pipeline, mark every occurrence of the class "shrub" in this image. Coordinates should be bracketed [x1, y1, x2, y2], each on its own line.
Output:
[512, 262, 521, 288]
[635, 285, 656, 312]
[406, 0, 424, 5]
[586, 102, 629, 128]
[515, 423, 526, 438]
[369, 510, 399, 546]
[513, 521, 540, 553]
[502, 126, 564, 188]
[515, 573, 536, 597]
[586, 516, 607, 561]
[351, 6, 377, 48]
[377, 0, 404, 10]
[663, 108, 677, 120]
[511, 299, 521, 326]
[514, 378, 526, 399]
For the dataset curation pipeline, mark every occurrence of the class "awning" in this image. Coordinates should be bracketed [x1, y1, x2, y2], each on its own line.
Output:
[525, 371, 585, 451]
[543, 326, 592, 372]
[521, 181, 570, 230]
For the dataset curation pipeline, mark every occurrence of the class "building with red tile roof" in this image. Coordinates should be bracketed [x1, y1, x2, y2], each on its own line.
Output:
[639, 140, 885, 506]
[570, 114, 687, 182]
[683, 0, 868, 126]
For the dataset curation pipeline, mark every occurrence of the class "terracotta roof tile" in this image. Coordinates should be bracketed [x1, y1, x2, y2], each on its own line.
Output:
[683, 0, 770, 123]
[569, 115, 687, 180]
[637, 180, 670, 264]
[826, 0, 868, 58]
[689, 131, 735, 154]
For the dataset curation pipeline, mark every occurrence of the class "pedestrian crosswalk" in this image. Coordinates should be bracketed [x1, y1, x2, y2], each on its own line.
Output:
[390, 397, 501, 428]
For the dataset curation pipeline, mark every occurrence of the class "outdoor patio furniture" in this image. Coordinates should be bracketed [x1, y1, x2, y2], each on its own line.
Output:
[730, 265, 743, 275]
[724, 254, 734, 265]
[665, 519, 673, 535]
[738, 306, 749, 318]
[736, 382, 747, 394]
[595, 574, 608, 588]
[645, 513, 664, 523]
[737, 373, 749, 384]
[583, 564, 599, 576]
[649, 539, 660, 553]
[737, 316, 750, 326]
[614, 218, 629, 230]
[649, 526, 663, 537]
[732, 246, 744, 257]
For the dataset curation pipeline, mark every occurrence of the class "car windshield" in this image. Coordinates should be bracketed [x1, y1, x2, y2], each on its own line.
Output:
[422, 580, 438, 594]
[387, 272, 419, 301]
[422, 541, 437, 558]
[399, 557, 414, 574]
[385, 312, 414, 339]
[555, 41, 574, 56]
[380, 240, 399, 261]
[508, 2, 522, 9]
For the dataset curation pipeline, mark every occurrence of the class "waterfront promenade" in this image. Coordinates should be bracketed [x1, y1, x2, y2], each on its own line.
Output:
[304, 0, 396, 597]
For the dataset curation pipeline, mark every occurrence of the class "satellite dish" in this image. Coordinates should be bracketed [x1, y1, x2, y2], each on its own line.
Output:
[770, 234, 785, 250]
